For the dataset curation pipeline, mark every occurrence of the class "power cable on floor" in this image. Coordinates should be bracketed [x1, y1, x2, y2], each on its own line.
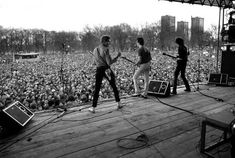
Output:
[186, 62, 225, 103]
[117, 107, 166, 158]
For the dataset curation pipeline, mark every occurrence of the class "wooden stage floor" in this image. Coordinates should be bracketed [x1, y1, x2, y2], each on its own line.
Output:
[0, 84, 235, 158]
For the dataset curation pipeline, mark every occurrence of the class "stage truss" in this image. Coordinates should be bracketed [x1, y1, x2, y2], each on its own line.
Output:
[160, 0, 234, 8]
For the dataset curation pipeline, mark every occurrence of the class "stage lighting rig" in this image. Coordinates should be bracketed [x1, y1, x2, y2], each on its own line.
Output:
[220, 8, 235, 81]
[228, 10, 235, 24]
[221, 9, 235, 51]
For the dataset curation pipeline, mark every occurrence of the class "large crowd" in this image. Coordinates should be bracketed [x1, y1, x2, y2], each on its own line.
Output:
[0, 48, 218, 111]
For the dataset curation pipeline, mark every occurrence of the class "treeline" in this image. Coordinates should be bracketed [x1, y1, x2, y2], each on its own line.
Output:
[0, 23, 218, 54]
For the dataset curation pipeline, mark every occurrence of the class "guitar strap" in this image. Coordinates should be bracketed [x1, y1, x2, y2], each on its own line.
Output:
[96, 47, 110, 69]
[96, 47, 112, 81]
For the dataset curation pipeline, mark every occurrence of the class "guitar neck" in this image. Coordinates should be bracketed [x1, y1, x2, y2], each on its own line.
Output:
[121, 56, 135, 64]
[163, 53, 177, 59]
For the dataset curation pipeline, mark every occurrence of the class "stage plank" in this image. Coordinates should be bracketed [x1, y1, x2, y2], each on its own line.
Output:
[0, 85, 234, 158]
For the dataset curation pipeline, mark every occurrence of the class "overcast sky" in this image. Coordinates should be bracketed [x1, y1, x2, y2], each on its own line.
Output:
[0, 0, 221, 32]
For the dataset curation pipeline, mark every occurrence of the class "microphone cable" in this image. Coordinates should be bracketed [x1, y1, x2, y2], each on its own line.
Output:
[186, 60, 224, 102]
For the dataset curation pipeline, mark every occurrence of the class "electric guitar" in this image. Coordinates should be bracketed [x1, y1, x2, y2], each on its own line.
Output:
[162, 53, 182, 61]
[120, 56, 136, 65]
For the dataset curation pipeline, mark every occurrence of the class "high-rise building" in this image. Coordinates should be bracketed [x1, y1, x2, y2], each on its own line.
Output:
[191, 17, 204, 47]
[160, 15, 176, 49]
[161, 15, 175, 33]
[177, 21, 189, 41]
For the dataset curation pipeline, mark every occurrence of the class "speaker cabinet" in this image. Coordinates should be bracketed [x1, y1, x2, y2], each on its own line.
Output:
[228, 25, 235, 43]
[148, 80, 170, 97]
[208, 73, 228, 85]
[221, 50, 235, 78]
[0, 101, 34, 129]
[228, 77, 235, 86]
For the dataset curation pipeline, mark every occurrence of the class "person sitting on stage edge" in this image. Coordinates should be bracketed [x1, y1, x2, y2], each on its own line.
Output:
[172, 37, 191, 95]
[89, 35, 122, 113]
[133, 37, 152, 98]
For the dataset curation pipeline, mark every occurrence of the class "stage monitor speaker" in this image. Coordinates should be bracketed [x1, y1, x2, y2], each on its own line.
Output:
[148, 80, 170, 97]
[208, 73, 228, 85]
[0, 101, 34, 129]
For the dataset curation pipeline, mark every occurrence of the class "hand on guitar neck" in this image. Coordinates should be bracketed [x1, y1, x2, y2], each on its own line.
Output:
[113, 51, 122, 63]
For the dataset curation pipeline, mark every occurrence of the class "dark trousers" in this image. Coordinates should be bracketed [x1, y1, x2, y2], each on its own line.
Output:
[173, 60, 190, 92]
[231, 134, 235, 158]
[92, 66, 120, 108]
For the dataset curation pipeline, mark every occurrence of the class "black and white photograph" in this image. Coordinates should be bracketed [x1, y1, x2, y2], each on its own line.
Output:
[0, 0, 235, 157]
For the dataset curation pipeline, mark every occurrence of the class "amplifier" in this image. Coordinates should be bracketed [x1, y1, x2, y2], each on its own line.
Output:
[228, 25, 235, 43]
[1, 101, 34, 128]
[148, 80, 170, 97]
[208, 73, 228, 85]
[228, 77, 235, 86]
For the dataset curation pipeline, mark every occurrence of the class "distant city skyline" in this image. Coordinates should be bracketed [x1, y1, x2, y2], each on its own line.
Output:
[0, 0, 221, 32]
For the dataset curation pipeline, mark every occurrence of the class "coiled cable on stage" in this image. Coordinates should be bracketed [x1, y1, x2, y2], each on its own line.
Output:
[116, 105, 166, 158]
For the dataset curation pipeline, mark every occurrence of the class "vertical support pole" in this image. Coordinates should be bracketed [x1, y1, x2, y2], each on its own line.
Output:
[216, 7, 222, 73]
[222, 8, 224, 26]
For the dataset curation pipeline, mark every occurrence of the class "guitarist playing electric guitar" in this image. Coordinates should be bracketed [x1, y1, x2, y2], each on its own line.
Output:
[164, 38, 191, 95]
[120, 38, 151, 98]
[88, 35, 123, 113]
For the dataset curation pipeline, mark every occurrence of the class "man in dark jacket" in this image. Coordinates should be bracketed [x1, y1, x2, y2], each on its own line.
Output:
[172, 37, 191, 95]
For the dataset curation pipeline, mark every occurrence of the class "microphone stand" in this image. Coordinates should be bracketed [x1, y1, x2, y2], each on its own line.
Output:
[196, 48, 201, 91]
[61, 44, 65, 96]
[59, 43, 67, 110]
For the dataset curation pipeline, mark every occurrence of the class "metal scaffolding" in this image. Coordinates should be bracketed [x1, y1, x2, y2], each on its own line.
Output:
[161, 0, 234, 8]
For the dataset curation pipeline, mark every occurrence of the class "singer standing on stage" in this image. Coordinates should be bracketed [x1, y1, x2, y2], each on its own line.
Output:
[133, 37, 152, 98]
[89, 35, 122, 113]
[172, 37, 191, 95]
